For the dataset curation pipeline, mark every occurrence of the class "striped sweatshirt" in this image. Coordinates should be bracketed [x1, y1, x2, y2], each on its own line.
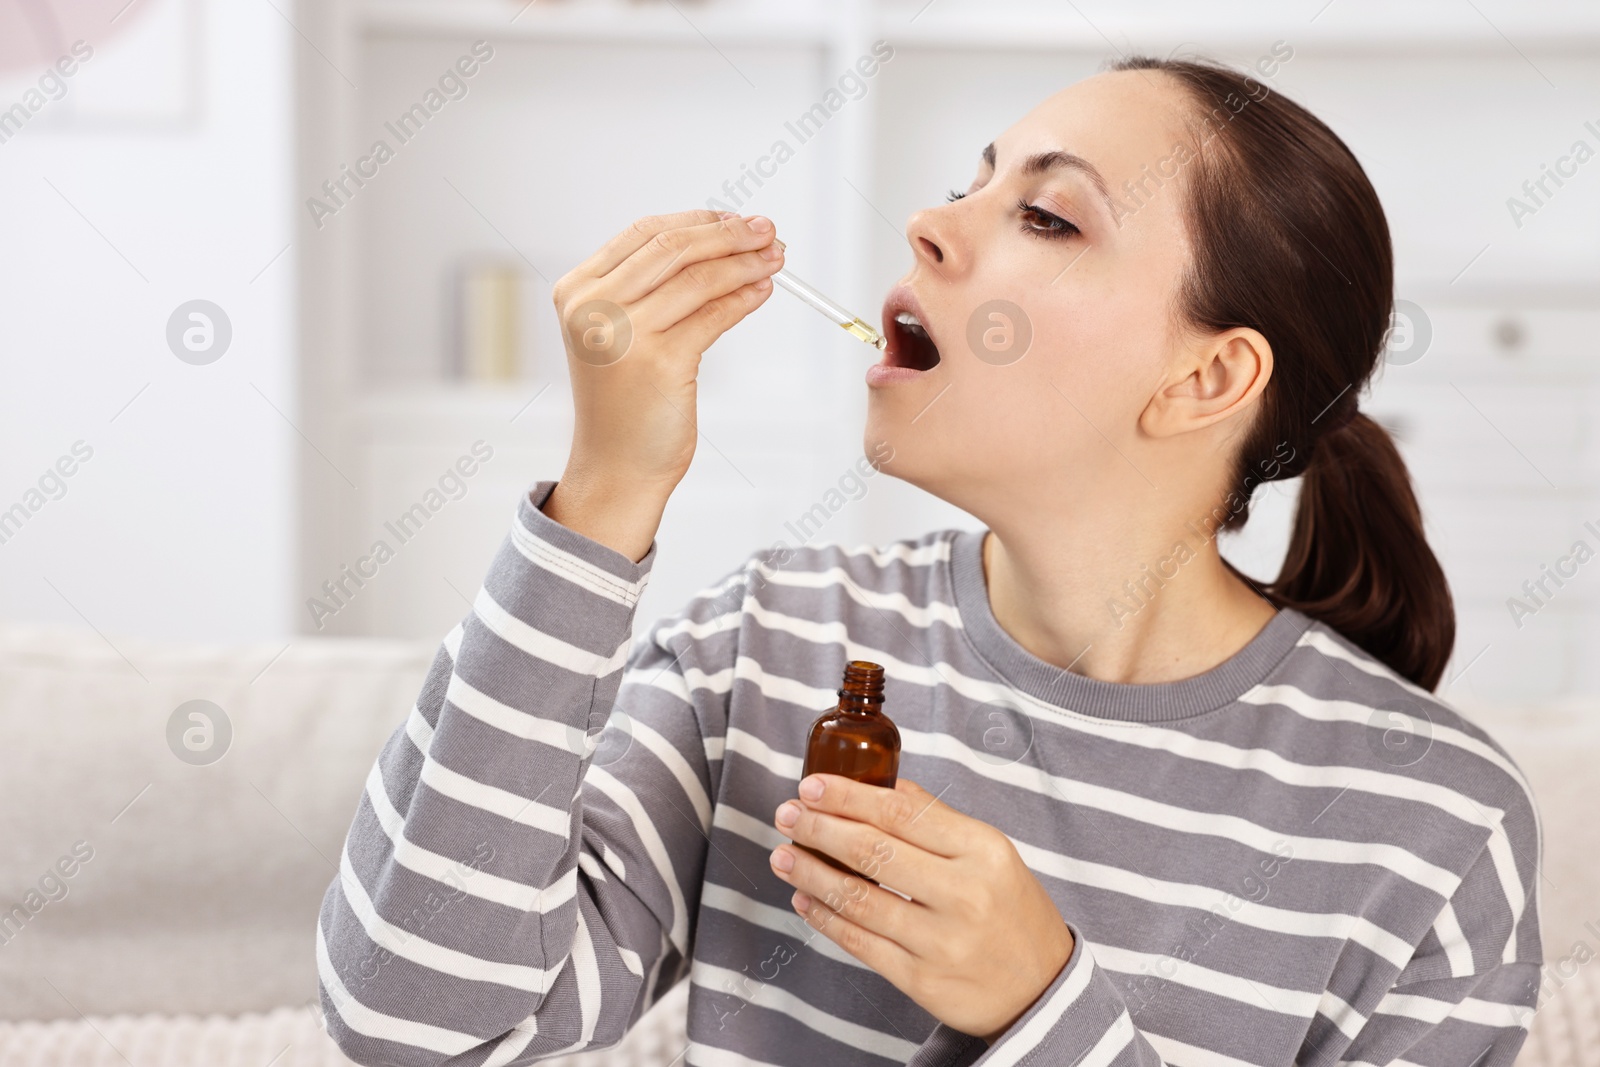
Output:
[316, 479, 1544, 1067]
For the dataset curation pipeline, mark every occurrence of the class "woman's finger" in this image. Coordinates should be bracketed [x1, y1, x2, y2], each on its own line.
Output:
[630, 245, 781, 335]
[797, 775, 980, 861]
[777, 802, 945, 909]
[771, 836, 926, 950]
[568, 209, 724, 282]
[657, 276, 773, 357]
[784, 874, 920, 991]
[604, 213, 777, 306]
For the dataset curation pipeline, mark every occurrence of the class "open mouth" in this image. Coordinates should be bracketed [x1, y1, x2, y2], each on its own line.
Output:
[882, 295, 942, 372]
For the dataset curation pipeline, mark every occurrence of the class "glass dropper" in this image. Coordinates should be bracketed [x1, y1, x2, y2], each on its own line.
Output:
[768, 240, 886, 352]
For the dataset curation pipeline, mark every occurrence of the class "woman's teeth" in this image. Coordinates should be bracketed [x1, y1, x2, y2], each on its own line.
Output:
[892, 310, 941, 370]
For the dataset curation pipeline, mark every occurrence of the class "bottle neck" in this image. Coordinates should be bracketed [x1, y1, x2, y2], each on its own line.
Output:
[836, 690, 883, 717]
[837, 660, 886, 716]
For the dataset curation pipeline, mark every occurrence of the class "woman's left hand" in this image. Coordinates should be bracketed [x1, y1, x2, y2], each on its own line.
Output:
[769, 773, 1076, 1043]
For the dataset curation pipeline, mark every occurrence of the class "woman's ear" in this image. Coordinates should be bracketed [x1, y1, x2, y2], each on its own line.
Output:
[1139, 327, 1273, 439]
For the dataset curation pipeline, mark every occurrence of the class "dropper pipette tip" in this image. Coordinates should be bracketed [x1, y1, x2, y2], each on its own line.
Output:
[764, 238, 884, 353]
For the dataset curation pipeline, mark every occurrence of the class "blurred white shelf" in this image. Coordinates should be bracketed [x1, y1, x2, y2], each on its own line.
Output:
[347, 381, 843, 451]
[1375, 301, 1600, 383]
[346, 383, 572, 456]
[354, 380, 566, 419]
[877, 17, 1600, 51]
[358, 0, 836, 44]
[358, 0, 1600, 48]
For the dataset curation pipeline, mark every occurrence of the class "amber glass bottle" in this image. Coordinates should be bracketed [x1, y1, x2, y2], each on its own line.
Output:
[797, 661, 900, 877]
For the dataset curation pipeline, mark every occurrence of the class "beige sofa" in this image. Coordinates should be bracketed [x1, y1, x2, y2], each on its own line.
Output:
[0, 620, 1592, 1065]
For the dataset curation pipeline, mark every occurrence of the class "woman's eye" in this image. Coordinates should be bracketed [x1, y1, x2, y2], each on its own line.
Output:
[1016, 198, 1080, 239]
[945, 189, 967, 202]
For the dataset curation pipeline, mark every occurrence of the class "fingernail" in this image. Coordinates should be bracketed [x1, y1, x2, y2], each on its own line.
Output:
[776, 801, 800, 827]
[770, 847, 794, 872]
[747, 216, 773, 233]
[799, 776, 823, 801]
[759, 243, 782, 260]
[793, 890, 812, 912]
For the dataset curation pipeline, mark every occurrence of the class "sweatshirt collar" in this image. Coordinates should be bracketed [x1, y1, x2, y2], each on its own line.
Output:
[946, 528, 1312, 723]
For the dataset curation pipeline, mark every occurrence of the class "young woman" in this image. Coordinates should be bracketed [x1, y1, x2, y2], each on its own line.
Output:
[317, 57, 1542, 1066]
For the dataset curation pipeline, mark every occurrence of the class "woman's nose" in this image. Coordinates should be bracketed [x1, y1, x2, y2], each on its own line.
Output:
[905, 205, 963, 273]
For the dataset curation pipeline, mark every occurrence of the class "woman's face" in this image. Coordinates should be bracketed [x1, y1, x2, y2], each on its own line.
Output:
[866, 70, 1204, 519]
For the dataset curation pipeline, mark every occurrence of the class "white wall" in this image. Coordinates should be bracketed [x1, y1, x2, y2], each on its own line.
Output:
[0, 0, 295, 642]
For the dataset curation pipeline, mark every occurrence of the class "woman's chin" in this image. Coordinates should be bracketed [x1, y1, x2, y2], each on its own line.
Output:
[861, 417, 905, 471]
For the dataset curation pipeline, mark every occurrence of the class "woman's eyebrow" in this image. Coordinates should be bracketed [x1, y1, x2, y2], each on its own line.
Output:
[982, 141, 1115, 215]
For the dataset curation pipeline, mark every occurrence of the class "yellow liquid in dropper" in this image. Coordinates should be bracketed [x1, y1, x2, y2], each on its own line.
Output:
[842, 317, 888, 350]
[766, 237, 886, 350]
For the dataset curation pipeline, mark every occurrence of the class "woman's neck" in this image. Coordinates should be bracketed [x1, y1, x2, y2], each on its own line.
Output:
[979, 515, 1278, 686]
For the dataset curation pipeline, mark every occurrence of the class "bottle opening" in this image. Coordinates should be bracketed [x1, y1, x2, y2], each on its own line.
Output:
[839, 660, 885, 706]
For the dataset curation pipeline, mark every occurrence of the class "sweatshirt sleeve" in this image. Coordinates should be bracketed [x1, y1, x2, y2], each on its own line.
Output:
[1313, 820, 1542, 1067]
[911, 784, 1542, 1067]
[315, 479, 739, 1066]
[908, 920, 1171, 1067]
[909, 912, 1537, 1067]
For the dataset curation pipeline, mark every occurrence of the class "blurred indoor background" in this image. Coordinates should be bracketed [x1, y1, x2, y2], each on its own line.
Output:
[2, 0, 1598, 1064]
[3, 0, 1599, 700]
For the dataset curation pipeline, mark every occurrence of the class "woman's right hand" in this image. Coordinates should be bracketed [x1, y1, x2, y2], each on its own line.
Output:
[542, 210, 783, 561]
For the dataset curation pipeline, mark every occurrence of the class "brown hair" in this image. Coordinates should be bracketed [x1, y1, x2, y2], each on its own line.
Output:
[1112, 55, 1455, 690]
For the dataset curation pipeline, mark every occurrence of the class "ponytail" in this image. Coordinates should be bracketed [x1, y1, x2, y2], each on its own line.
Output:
[1111, 55, 1456, 690]
[1266, 414, 1455, 690]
